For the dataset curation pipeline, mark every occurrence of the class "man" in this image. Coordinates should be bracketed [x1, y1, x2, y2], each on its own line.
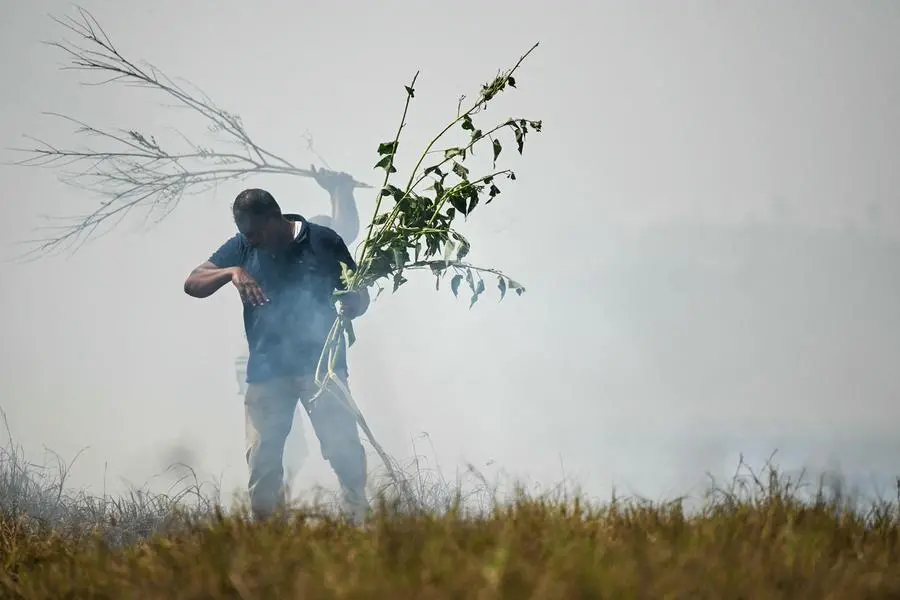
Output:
[184, 181, 372, 521]
[234, 168, 363, 497]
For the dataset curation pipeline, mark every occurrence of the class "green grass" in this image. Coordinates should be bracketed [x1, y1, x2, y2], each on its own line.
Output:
[2, 422, 900, 598]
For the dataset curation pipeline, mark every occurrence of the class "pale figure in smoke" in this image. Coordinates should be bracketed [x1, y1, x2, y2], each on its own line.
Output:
[233, 165, 361, 500]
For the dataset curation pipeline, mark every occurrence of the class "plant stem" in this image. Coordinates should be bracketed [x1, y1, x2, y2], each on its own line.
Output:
[355, 73, 420, 283]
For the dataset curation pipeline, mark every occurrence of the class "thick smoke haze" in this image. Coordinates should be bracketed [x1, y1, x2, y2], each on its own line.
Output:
[1, 0, 898, 507]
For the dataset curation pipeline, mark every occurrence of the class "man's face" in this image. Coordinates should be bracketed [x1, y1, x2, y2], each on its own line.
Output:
[236, 213, 280, 250]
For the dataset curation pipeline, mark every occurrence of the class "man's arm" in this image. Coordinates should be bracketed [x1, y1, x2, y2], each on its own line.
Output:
[184, 235, 243, 298]
[329, 185, 360, 245]
[311, 165, 360, 244]
[183, 235, 268, 305]
[183, 261, 236, 298]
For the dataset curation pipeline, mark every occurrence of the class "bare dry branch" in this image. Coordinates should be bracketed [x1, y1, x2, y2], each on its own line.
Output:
[9, 6, 372, 260]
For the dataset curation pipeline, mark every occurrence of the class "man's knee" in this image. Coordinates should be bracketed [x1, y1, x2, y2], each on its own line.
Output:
[326, 441, 367, 497]
[313, 409, 366, 486]
[322, 435, 364, 466]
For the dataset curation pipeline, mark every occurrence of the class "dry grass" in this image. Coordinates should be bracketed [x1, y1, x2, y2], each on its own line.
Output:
[2, 423, 900, 598]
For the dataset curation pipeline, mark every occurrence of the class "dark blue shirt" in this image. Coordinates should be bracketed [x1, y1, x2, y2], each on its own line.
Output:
[208, 214, 356, 383]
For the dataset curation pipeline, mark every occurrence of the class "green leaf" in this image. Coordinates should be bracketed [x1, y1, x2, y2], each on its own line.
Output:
[390, 185, 407, 203]
[469, 278, 484, 310]
[444, 147, 463, 160]
[466, 189, 480, 215]
[377, 141, 399, 156]
[455, 233, 471, 260]
[507, 76, 516, 88]
[405, 85, 415, 98]
[380, 184, 404, 198]
[430, 262, 444, 277]
[452, 161, 469, 180]
[461, 115, 474, 131]
[492, 139, 502, 166]
[498, 277, 507, 300]
[424, 232, 442, 257]
[487, 184, 501, 202]
[374, 155, 397, 173]
[448, 190, 467, 215]
[443, 238, 456, 262]
[450, 274, 463, 298]
[514, 126, 525, 154]
[392, 271, 408, 292]
[391, 247, 407, 268]
[507, 279, 526, 296]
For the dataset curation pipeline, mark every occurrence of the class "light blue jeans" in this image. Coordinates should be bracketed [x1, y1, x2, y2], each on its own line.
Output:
[243, 374, 369, 521]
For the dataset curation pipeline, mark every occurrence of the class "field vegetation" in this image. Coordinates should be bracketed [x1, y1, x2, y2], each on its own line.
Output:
[2, 419, 900, 598]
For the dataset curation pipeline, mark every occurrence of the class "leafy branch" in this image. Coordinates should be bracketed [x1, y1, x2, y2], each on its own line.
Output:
[313, 42, 541, 394]
[303, 44, 541, 490]
[8, 6, 372, 259]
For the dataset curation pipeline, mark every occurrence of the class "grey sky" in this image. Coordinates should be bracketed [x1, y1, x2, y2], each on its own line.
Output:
[1, 0, 899, 505]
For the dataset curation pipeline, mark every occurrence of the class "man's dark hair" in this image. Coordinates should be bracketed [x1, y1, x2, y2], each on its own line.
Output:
[232, 188, 280, 220]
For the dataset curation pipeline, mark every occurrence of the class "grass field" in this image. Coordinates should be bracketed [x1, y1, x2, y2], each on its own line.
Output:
[2, 428, 900, 599]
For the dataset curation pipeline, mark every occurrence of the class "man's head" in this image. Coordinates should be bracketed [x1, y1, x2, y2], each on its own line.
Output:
[232, 188, 289, 249]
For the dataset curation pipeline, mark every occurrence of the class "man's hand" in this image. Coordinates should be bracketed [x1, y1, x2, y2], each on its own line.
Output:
[311, 164, 355, 195]
[232, 267, 269, 306]
[337, 288, 370, 320]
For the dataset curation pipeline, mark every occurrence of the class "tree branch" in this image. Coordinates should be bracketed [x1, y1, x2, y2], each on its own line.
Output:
[9, 6, 372, 260]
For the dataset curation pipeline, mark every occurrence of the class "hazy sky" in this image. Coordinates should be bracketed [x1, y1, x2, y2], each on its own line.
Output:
[1, 0, 899, 506]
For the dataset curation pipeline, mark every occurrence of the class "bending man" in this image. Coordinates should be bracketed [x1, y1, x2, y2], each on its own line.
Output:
[235, 168, 363, 493]
[184, 185, 371, 521]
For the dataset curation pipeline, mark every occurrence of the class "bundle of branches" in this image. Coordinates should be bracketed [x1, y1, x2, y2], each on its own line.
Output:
[312, 45, 542, 486]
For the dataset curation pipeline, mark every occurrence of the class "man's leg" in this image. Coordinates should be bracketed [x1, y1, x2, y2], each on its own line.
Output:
[244, 377, 302, 521]
[282, 401, 310, 497]
[300, 375, 370, 520]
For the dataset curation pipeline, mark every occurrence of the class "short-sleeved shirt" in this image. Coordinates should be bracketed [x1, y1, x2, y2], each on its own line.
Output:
[208, 214, 356, 383]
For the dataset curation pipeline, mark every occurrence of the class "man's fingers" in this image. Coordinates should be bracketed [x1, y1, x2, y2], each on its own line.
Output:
[241, 287, 257, 306]
[249, 284, 269, 305]
[236, 280, 268, 306]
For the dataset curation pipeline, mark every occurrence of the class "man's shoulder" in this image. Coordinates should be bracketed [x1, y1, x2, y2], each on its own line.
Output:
[305, 219, 346, 249]
[210, 232, 250, 265]
[221, 231, 248, 246]
[303, 218, 336, 238]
